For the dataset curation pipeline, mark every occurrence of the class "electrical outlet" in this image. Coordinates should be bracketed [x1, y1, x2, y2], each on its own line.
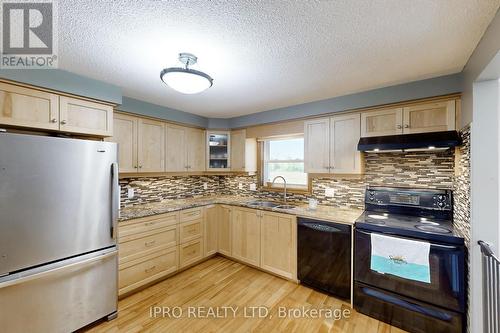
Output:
[249, 183, 257, 191]
[238, 183, 243, 190]
[325, 187, 335, 197]
[127, 187, 135, 199]
[203, 182, 208, 190]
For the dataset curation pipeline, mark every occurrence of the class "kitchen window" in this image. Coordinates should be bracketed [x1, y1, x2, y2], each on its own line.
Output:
[261, 137, 308, 190]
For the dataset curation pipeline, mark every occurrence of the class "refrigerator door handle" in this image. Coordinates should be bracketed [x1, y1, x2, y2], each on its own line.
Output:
[0, 250, 118, 289]
[111, 162, 119, 239]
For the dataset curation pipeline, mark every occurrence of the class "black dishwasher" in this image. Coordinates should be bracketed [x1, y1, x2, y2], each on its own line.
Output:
[297, 218, 351, 300]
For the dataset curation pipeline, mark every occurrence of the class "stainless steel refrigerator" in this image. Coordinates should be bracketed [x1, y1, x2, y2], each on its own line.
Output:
[0, 132, 119, 333]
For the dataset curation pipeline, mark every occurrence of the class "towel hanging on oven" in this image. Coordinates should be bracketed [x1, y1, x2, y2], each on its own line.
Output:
[370, 233, 431, 283]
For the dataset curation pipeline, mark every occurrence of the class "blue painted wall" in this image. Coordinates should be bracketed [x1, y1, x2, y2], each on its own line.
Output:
[227, 73, 463, 128]
[0, 69, 122, 104]
[0, 68, 463, 129]
[118, 97, 208, 128]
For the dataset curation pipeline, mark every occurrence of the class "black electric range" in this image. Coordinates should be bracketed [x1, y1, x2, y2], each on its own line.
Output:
[355, 211, 463, 245]
[354, 186, 466, 333]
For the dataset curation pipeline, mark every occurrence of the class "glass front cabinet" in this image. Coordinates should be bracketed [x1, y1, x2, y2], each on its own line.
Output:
[206, 131, 231, 170]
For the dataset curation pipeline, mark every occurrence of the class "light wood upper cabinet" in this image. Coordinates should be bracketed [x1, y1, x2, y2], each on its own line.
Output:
[204, 205, 218, 257]
[402, 100, 455, 134]
[165, 124, 187, 172]
[330, 113, 362, 174]
[231, 207, 261, 266]
[0, 82, 59, 131]
[186, 128, 206, 172]
[218, 205, 232, 256]
[138, 118, 165, 172]
[230, 129, 245, 171]
[112, 113, 138, 173]
[59, 96, 113, 136]
[260, 211, 297, 280]
[304, 115, 362, 174]
[231, 129, 257, 172]
[207, 131, 230, 170]
[0, 82, 114, 137]
[361, 107, 403, 137]
[360, 100, 456, 137]
[304, 118, 330, 173]
[165, 125, 205, 172]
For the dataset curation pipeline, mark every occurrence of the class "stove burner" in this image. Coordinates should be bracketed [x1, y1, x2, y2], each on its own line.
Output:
[368, 214, 388, 220]
[415, 225, 451, 234]
[419, 220, 440, 225]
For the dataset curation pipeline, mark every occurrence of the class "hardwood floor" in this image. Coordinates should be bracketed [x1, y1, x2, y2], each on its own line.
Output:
[84, 256, 407, 333]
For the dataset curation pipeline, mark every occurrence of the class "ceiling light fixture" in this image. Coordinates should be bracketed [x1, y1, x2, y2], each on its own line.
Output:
[160, 53, 213, 94]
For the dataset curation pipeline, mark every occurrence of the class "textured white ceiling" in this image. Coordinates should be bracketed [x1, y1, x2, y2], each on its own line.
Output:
[59, 0, 499, 117]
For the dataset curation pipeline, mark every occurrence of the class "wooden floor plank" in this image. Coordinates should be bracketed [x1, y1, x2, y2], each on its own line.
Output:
[84, 256, 408, 333]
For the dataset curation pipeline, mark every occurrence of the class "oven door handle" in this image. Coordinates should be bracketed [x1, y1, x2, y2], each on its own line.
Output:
[355, 229, 461, 250]
[360, 286, 453, 321]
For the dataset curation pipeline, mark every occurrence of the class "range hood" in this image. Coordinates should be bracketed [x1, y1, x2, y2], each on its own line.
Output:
[357, 130, 462, 152]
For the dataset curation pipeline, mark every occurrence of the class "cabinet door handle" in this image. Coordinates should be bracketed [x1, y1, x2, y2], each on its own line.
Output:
[144, 265, 156, 273]
[145, 240, 156, 247]
[60, 120, 67, 125]
[50, 118, 57, 123]
[404, 124, 410, 128]
[139, 165, 143, 169]
[397, 124, 402, 129]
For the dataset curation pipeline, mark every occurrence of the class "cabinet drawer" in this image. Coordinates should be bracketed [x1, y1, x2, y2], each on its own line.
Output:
[119, 247, 178, 295]
[179, 219, 203, 244]
[179, 238, 204, 268]
[119, 225, 177, 264]
[119, 213, 178, 241]
[180, 207, 203, 222]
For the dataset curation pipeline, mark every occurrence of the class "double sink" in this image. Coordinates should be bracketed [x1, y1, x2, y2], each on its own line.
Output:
[247, 200, 297, 210]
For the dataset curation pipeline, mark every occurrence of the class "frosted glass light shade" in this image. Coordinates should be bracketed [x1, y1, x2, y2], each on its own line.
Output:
[160, 68, 213, 94]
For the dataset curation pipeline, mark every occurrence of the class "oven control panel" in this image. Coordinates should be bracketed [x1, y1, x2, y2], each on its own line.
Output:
[366, 187, 452, 211]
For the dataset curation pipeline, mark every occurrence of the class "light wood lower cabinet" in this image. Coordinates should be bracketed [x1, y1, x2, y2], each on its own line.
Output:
[119, 247, 178, 296]
[118, 204, 298, 296]
[204, 205, 218, 257]
[231, 207, 261, 267]
[119, 212, 177, 239]
[179, 219, 203, 244]
[118, 213, 180, 296]
[260, 211, 297, 280]
[119, 225, 177, 264]
[218, 205, 232, 256]
[179, 238, 204, 268]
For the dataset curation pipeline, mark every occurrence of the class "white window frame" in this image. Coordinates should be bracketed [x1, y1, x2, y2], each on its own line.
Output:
[262, 136, 307, 190]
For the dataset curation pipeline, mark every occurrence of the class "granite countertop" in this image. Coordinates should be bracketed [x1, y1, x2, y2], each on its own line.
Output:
[119, 195, 363, 226]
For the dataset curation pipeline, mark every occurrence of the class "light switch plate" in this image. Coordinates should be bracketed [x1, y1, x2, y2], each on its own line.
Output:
[203, 182, 208, 190]
[127, 187, 135, 199]
[249, 183, 257, 191]
[325, 187, 335, 197]
[238, 183, 243, 190]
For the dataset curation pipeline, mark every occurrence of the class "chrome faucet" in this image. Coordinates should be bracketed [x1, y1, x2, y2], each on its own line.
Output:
[271, 176, 287, 203]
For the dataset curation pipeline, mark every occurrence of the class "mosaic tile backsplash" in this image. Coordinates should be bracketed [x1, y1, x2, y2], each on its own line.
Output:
[120, 149, 456, 210]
